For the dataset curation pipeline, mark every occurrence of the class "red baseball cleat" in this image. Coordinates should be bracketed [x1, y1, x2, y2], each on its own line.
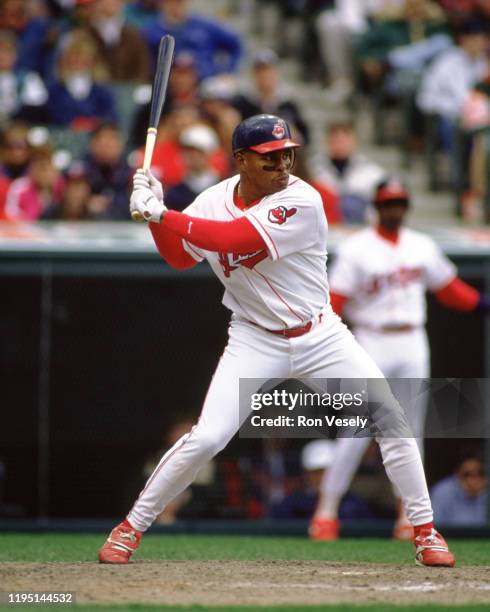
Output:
[392, 519, 414, 541]
[98, 521, 142, 564]
[414, 528, 455, 567]
[308, 517, 340, 541]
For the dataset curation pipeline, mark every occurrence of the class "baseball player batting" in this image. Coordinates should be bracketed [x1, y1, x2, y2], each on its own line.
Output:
[98, 115, 455, 568]
[310, 178, 490, 542]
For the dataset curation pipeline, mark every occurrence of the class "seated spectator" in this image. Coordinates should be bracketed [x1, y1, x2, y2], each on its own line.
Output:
[417, 19, 488, 154]
[356, 0, 449, 96]
[4, 144, 64, 220]
[431, 454, 487, 525]
[83, 122, 131, 219]
[165, 124, 221, 211]
[199, 75, 240, 162]
[46, 29, 117, 129]
[0, 29, 48, 123]
[55, 160, 94, 220]
[129, 52, 200, 148]
[88, 0, 150, 82]
[309, 120, 387, 223]
[314, 0, 371, 103]
[233, 49, 310, 145]
[271, 439, 373, 520]
[293, 149, 342, 224]
[134, 106, 230, 187]
[144, 0, 243, 80]
[0, 120, 32, 180]
[0, 0, 51, 76]
[124, 0, 159, 29]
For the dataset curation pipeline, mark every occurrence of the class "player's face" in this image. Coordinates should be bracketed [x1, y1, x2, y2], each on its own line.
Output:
[376, 200, 409, 231]
[236, 148, 295, 196]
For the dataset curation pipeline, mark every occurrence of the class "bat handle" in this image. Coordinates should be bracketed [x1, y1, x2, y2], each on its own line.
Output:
[131, 128, 158, 222]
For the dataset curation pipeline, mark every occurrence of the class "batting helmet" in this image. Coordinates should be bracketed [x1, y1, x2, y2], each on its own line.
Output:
[374, 177, 409, 205]
[232, 114, 301, 154]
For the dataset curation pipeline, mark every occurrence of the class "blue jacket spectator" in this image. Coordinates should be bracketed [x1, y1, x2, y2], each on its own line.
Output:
[83, 122, 132, 220]
[431, 456, 487, 526]
[144, 0, 242, 79]
[46, 29, 117, 127]
[0, 0, 52, 76]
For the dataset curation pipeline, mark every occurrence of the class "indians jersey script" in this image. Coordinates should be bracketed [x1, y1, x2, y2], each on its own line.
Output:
[181, 174, 329, 330]
[329, 227, 456, 328]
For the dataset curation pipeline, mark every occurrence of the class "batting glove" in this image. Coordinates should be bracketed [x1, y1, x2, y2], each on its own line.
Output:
[133, 168, 164, 203]
[130, 186, 167, 223]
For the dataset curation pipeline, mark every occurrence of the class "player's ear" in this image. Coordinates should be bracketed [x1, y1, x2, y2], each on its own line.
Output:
[234, 151, 246, 169]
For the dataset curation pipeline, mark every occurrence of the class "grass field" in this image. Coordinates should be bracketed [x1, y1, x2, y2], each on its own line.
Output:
[1, 534, 489, 611]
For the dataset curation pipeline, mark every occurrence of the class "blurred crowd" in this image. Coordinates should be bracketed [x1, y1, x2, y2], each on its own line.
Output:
[0, 0, 489, 223]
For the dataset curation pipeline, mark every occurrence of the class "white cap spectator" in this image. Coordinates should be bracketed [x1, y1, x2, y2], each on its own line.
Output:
[179, 124, 219, 153]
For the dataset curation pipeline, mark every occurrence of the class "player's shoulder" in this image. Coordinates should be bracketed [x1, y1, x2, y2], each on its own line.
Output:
[402, 227, 438, 250]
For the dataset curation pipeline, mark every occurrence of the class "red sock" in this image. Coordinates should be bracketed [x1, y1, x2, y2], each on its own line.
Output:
[413, 522, 433, 537]
[122, 518, 135, 530]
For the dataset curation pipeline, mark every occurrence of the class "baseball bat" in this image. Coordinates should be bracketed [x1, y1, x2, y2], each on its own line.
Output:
[132, 35, 176, 222]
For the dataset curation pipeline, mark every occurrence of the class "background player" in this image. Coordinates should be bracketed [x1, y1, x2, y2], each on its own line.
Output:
[310, 177, 490, 541]
[98, 116, 455, 568]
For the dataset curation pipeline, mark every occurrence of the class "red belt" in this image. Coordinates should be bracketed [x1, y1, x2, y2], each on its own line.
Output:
[267, 321, 313, 338]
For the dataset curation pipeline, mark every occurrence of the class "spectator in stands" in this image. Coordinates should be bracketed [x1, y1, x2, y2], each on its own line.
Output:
[134, 106, 230, 187]
[165, 124, 221, 211]
[124, 0, 159, 29]
[55, 160, 94, 220]
[417, 19, 488, 152]
[129, 52, 200, 147]
[431, 454, 487, 525]
[271, 439, 373, 520]
[417, 19, 488, 200]
[0, 29, 48, 123]
[198, 75, 240, 168]
[0, 0, 51, 76]
[314, 0, 371, 104]
[144, 0, 243, 80]
[356, 0, 448, 95]
[46, 29, 117, 128]
[233, 49, 310, 145]
[309, 119, 387, 223]
[88, 0, 150, 82]
[293, 148, 342, 224]
[83, 122, 131, 219]
[4, 144, 64, 220]
[0, 120, 31, 180]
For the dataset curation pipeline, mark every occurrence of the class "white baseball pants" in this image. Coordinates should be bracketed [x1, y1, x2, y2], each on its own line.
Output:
[128, 313, 433, 531]
[319, 327, 431, 513]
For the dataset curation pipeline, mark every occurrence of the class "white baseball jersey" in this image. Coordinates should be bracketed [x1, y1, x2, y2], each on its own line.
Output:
[329, 227, 456, 328]
[181, 174, 329, 330]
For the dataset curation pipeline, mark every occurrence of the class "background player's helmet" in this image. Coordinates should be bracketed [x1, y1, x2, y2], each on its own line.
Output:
[374, 177, 410, 206]
[232, 114, 301, 154]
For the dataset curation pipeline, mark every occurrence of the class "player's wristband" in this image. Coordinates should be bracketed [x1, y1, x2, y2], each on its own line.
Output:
[476, 295, 490, 313]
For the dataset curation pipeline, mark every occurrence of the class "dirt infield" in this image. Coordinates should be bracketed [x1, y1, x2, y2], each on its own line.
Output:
[2, 561, 489, 606]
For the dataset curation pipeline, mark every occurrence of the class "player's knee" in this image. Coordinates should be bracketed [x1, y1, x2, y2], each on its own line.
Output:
[192, 430, 228, 459]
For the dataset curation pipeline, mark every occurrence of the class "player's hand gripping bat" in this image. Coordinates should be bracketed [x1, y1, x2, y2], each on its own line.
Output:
[131, 35, 175, 222]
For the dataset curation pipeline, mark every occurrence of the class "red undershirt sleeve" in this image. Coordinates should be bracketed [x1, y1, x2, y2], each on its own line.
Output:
[330, 291, 349, 316]
[434, 277, 480, 311]
[149, 222, 198, 270]
[161, 210, 267, 253]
